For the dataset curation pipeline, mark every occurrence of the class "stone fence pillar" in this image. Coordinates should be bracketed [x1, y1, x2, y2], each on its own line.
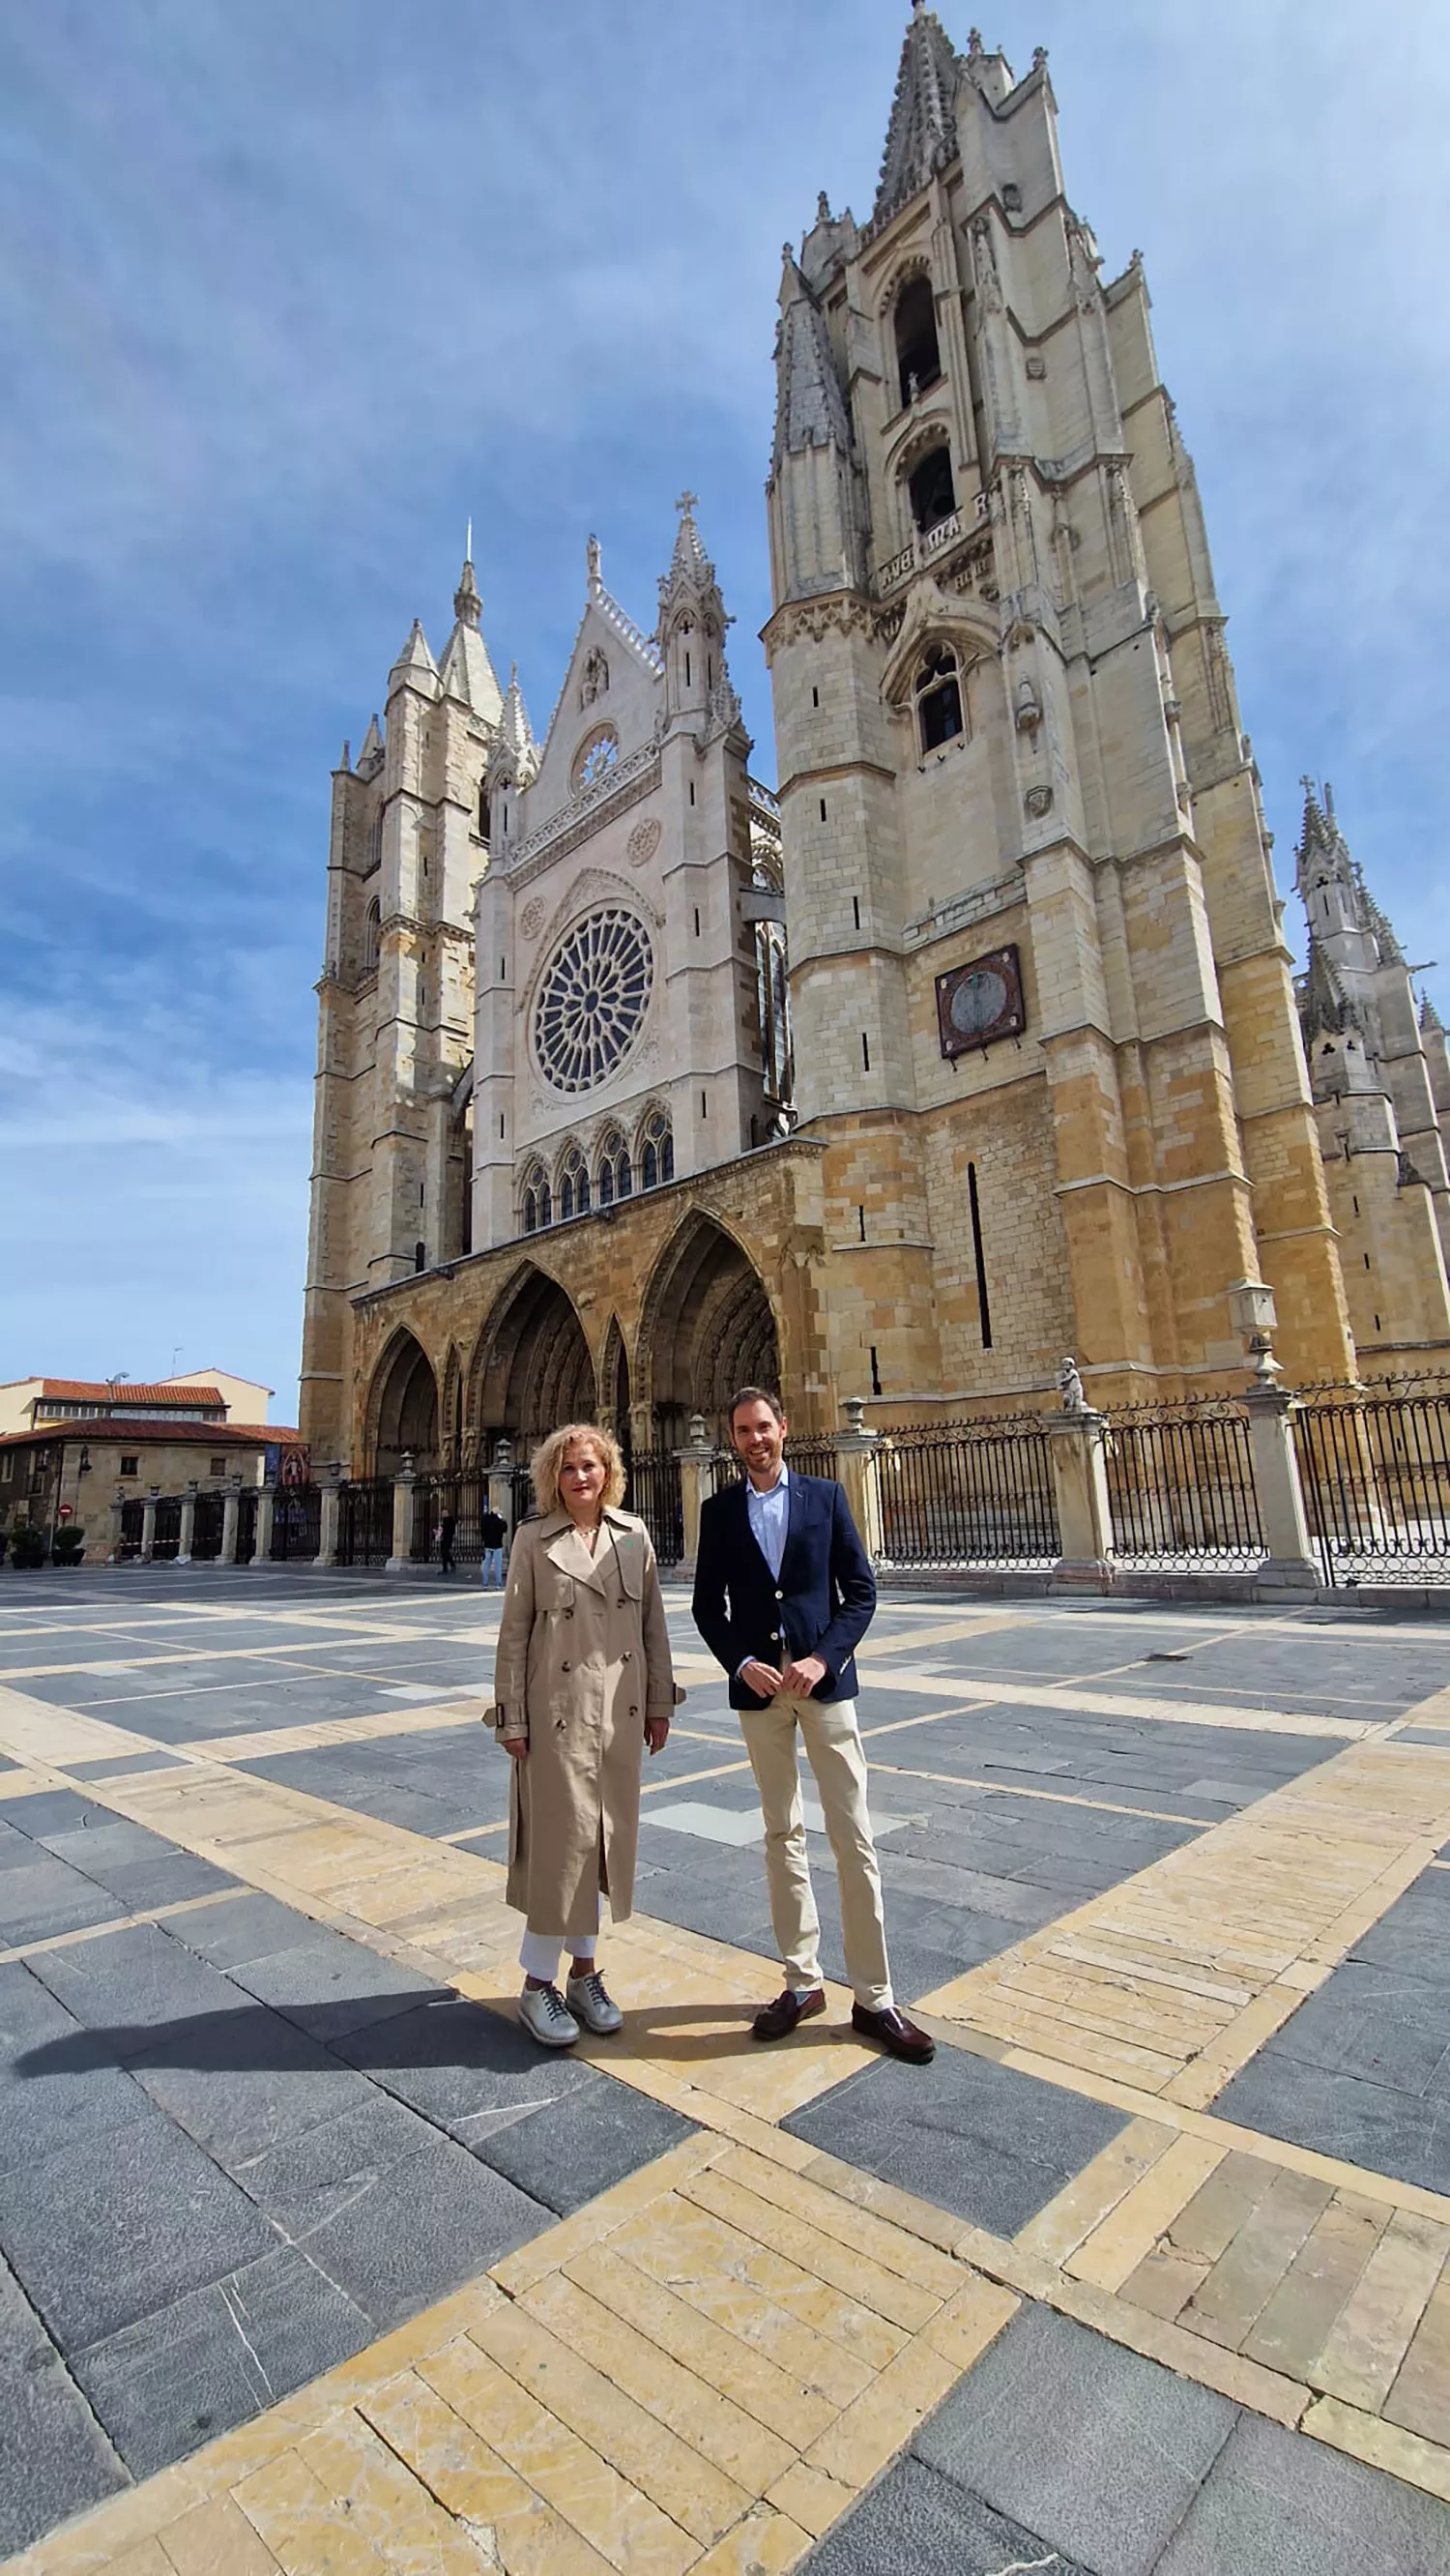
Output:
[388, 1464, 417, 1574]
[250, 1487, 275, 1566]
[1046, 1410, 1115, 1591]
[488, 1438, 516, 1543]
[836, 1399, 884, 1562]
[141, 1488, 160, 1566]
[219, 1476, 242, 1567]
[107, 1490, 127, 1566]
[1244, 1385, 1320, 1595]
[177, 1480, 198, 1566]
[674, 1416, 716, 1573]
[316, 1467, 342, 1568]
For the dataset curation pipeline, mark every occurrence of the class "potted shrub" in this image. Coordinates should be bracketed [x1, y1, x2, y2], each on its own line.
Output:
[8, 1524, 46, 1570]
[52, 1523, 86, 1566]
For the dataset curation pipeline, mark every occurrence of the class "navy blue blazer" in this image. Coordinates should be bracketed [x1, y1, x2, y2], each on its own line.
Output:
[692, 1471, 877, 1709]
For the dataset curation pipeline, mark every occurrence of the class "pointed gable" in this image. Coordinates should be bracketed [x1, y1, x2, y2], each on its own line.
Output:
[874, 6, 962, 227]
[522, 537, 662, 829]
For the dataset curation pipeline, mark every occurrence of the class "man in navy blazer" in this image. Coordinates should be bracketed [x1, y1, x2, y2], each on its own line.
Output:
[693, 1387, 934, 2063]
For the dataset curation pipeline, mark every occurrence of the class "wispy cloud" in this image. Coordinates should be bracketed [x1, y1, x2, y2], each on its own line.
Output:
[2, 0, 1448, 1407]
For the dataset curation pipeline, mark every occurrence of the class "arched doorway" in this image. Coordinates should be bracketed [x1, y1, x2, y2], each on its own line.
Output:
[468, 1262, 596, 1452]
[366, 1330, 440, 1473]
[639, 1214, 779, 1448]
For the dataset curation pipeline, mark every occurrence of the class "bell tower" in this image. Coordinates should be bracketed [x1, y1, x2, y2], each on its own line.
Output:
[763, 5, 1352, 1406]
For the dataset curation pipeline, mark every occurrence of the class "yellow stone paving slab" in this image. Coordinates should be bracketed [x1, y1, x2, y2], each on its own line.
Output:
[490, 2134, 724, 2296]
[563, 2240, 839, 2448]
[1177, 2166, 1337, 2351]
[1304, 2396, 1450, 2508]
[857, 1670, 1371, 1737]
[1384, 2275, 1450, 2444]
[764, 2465, 856, 2541]
[157, 2496, 282, 2576]
[357, 2371, 617, 2576]
[1309, 2210, 1450, 2412]
[681, 2167, 941, 2335]
[418, 2332, 696, 2576]
[1016, 2117, 1178, 2266]
[1065, 2134, 1227, 2293]
[233, 2450, 392, 2574]
[803, 2334, 960, 2488]
[100, 2547, 171, 2576]
[522, 2268, 797, 2496]
[711, 2145, 962, 2298]
[1242, 2193, 1393, 2382]
[684, 2507, 812, 2574]
[1118, 2246, 1212, 2322]
[919, 2272, 1020, 2372]
[608, 2198, 890, 2399]
[296, 2414, 513, 2576]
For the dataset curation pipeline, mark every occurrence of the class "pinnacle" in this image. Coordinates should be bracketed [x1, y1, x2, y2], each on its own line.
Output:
[875, 4, 962, 224]
[453, 555, 482, 629]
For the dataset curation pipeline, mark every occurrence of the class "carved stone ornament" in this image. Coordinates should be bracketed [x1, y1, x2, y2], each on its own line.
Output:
[1058, 1355, 1087, 1414]
[935, 944, 1027, 1060]
[1024, 784, 1054, 819]
[519, 897, 546, 941]
[627, 816, 662, 867]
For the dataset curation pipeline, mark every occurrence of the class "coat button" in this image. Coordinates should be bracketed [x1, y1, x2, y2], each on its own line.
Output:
[622, 1649, 632, 1661]
[774, 1589, 783, 1600]
[564, 1607, 573, 1619]
[561, 1660, 570, 1673]
[629, 1705, 639, 1717]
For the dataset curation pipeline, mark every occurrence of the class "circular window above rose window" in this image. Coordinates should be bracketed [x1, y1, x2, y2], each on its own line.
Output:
[534, 907, 653, 1094]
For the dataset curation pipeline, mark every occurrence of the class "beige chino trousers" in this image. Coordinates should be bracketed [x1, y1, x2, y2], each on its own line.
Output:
[739, 1692, 892, 2012]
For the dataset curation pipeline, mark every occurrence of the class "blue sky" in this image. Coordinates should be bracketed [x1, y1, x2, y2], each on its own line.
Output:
[3, 0, 1447, 1422]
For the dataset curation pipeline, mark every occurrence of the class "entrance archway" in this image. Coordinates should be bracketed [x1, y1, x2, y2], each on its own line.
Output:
[366, 1329, 440, 1473]
[468, 1262, 595, 1451]
[639, 1214, 779, 1447]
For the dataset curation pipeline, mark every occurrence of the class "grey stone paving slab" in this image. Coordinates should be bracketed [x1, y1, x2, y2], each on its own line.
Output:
[914, 2301, 1236, 2576]
[1217, 2049, 1450, 2196]
[803, 2453, 1092, 2575]
[231, 2090, 436, 2222]
[0, 1818, 48, 1871]
[128, 2005, 374, 2171]
[334, 1993, 596, 2130]
[0, 2253, 127, 2557]
[25, 1918, 245, 2046]
[783, 2044, 1129, 2238]
[168, 1889, 326, 1970]
[1262, 1960, 1450, 2094]
[0, 1859, 122, 1947]
[0, 1964, 152, 2171]
[1156, 2410, 1450, 2574]
[271, 2133, 546, 2328]
[63, 1749, 188, 1779]
[225, 1933, 447, 2043]
[477, 2073, 694, 2215]
[0, 1790, 116, 1837]
[1352, 1871, 1450, 1981]
[70, 2244, 372, 2478]
[0, 2107, 276, 2350]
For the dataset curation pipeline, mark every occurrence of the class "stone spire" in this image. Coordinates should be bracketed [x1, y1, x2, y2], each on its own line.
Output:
[389, 618, 437, 693]
[874, 5, 962, 225]
[1298, 934, 1356, 1039]
[499, 662, 535, 765]
[771, 253, 853, 472]
[452, 554, 482, 629]
[658, 490, 725, 628]
[438, 548, 504, 723]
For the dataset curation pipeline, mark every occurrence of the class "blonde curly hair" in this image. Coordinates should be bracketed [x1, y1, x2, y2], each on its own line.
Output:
[531, 1420, 627, 1516]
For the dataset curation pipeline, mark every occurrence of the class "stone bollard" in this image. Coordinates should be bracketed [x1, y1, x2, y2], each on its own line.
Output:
[1243, 1384, 1320, 1595]
[674, 1414, 717, 1574]
[141, 1488, 160, 1566]
[1045, 1409, 1115, 1591]
[219, 1475, 242, 1567]
[835, 1398, 884, 1562]
[388, 1461, 417, 1574]
[177, 1480, 198, 1566]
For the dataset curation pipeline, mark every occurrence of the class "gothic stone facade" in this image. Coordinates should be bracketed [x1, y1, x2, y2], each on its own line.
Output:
[301, 7, 1449, 1476]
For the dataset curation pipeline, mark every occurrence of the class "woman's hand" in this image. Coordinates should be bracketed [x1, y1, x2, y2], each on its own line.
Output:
[646, 1717, 670, 1756]
[503, 1736, 528, 1763]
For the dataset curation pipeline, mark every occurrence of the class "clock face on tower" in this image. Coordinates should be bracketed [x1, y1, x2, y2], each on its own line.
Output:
[935, 944, 1026, 1060]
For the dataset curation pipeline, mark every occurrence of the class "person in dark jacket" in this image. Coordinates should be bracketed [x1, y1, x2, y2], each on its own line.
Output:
[436, 1510, 456, 1576]
[478, 1505, 508, 1590]
[692, 1386, 933, 2064]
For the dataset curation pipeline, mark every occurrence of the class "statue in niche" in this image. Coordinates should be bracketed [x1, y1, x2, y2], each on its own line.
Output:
[1058, 1355, 1088, 1414]
[580, 648, 609, 709]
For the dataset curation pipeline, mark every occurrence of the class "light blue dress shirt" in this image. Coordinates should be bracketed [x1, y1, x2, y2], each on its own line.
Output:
[746, 1462, 790, 1579]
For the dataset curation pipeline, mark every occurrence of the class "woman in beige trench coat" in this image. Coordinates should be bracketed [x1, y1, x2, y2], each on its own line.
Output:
[487, 1420, 682, 2048]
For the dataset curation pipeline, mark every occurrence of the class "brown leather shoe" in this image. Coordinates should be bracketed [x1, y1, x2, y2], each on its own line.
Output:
[852, 2002, 935, 2064]
[752, 1986, 826, 2041]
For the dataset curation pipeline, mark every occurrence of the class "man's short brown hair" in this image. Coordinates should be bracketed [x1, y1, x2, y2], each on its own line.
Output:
[729, 1385, 785, 1425]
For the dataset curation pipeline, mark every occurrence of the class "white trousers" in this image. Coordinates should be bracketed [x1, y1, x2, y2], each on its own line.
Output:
[739, 1692, 892, 2011]
[519, 1896, 598, 1984]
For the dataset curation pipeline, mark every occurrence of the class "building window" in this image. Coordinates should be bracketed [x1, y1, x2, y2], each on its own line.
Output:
[893, 274, 941, 408]
[210, 1456, 226, 1477]
[362, 898, 380, 978]
[573, 727, 620, 794]
[522, 1165, 551, 1233]
[478, 782, 490, 839]
[559, 1143, 591, 1221]
[640, 1109, 674, 1191]
[908, 444, 955, 535]
[0, 1454, 12, 1483]
[914, 644, 964, 751]
[121, 1454, 139, 1477]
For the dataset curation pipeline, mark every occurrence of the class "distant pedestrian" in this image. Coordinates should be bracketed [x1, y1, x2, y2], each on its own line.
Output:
[436, 1510, 456, 1576]
[478, 1505, 508, 1591]
[489, 1421, 682, 2048]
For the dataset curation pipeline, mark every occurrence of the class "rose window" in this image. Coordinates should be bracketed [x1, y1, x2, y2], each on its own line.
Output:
[535, 909, 653, 1094]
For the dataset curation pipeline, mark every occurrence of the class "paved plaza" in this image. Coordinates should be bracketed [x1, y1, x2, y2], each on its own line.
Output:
[0, 1572, 1449, 2571]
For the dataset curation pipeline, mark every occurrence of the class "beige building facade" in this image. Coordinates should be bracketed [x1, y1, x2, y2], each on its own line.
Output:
[301, 7, 1447, 1477]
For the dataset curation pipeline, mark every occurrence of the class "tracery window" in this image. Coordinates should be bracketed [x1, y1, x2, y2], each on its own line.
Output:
[574, 728, 620, 793]
[559, 1143, 590, 1221]
[535, 908, 653, 1095]
[640, 1109, 674, 1191]
[914, 644, 964, 752]
[522, 1163, 551, 1234]
[597, 1128, 631, 1205]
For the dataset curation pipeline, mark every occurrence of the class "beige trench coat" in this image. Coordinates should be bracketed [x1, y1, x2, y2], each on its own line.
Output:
[486, 1507, 682, 1937]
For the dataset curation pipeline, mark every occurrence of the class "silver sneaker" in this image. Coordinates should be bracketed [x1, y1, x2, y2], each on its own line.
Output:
[566, 1970, 624, 2034]
[518, 1981, 579, 2047]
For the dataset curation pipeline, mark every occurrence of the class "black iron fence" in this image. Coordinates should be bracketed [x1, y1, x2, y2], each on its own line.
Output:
[269, 1484, 318, 1563]
[874, 1419, 1058, 1566]
[626, 1449, 683, 1566]
[1103, 1402, 1263, 1568]
[1294, 1381, 1450, 1587]
[337, 1478, 393, 1568]
[191, 1490, 225, 1562]
[410, 1471, 491, 1566]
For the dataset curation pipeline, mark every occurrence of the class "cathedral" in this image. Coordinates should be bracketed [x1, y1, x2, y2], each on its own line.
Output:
[300, 6, 1450, 1477]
